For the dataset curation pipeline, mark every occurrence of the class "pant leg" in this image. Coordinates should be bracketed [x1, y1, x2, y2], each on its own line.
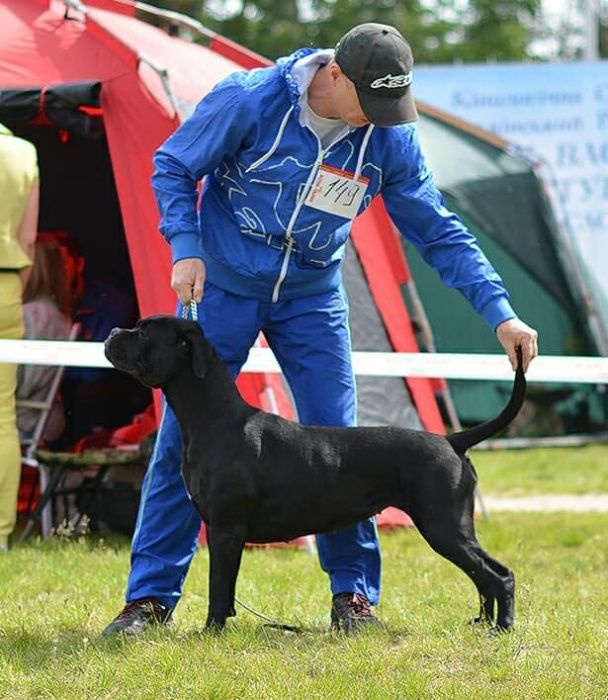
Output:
[0, 273, 24, 547]
[126, 403, 199, 608]
[265, 286, 381, 605]
[126, 283, 265, 608]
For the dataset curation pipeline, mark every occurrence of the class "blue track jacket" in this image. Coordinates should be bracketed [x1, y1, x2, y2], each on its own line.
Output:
[152, 48, 515, 330]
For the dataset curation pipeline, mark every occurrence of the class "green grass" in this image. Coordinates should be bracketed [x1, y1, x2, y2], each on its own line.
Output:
[2, 511, 608, 699]
[473, 444, 608, 496]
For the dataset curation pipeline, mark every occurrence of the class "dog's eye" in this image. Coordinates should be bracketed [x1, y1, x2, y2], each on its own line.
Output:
[179, 338, 188, 348]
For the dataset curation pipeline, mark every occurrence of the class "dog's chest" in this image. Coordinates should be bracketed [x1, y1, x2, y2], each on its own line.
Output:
[181, 447, 254, 525]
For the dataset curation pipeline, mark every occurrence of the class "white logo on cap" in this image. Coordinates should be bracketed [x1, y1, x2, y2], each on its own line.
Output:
[370, 72, 413, 89]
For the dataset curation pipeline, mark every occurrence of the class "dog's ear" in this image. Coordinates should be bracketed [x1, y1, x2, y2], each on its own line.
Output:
[178, 321, 213, 379]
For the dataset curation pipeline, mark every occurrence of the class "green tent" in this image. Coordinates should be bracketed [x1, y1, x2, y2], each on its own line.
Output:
[405, 103, 607, 433]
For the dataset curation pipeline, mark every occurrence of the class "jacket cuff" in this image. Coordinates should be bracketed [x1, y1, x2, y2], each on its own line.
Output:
[480, 296, 517, 331]
[170, 233, 204, 265]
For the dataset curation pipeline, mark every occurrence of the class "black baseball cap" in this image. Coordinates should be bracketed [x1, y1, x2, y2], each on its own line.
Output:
[335, 23, 417, 127]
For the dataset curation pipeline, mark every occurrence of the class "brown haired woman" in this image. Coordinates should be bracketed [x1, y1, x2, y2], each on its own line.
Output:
[17, 239, 74, 444]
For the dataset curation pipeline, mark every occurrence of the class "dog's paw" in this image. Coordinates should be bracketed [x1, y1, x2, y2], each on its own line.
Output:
[468, 615, 491, 628]
[487, 624, 512, 638]
[204, 619, 227, 633]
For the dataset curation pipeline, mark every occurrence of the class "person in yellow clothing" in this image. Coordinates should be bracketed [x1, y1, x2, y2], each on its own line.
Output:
[0, 123, 39, 551]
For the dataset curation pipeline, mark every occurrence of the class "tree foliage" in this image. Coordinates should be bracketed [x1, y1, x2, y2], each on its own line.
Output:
[142, 0, 562, 64]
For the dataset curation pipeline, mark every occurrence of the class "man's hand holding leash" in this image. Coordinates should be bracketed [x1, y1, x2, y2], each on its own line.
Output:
[172, 257, 205, 305]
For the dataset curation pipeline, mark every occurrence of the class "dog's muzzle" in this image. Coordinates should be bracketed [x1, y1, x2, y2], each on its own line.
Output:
[104, 327, 132, 369]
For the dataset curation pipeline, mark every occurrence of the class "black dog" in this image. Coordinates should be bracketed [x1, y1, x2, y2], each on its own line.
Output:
[105, 316, 525, 633]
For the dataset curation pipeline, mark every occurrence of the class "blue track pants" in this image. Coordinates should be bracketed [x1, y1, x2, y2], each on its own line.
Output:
[126, 282, 381, 609]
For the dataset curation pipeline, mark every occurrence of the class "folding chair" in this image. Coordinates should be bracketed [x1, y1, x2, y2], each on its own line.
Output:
[20, 403, 153, 541]
[18, 322, 80, 540]
[24, 445, 144, 538]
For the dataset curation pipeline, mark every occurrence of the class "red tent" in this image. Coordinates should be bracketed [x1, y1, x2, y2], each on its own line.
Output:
[2, 0, 445, 529]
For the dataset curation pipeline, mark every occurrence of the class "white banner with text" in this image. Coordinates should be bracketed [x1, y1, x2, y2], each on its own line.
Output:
[416, 61, 608, 320]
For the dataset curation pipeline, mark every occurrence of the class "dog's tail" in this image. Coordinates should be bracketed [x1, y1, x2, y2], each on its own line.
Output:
[446, 346, 526, 454]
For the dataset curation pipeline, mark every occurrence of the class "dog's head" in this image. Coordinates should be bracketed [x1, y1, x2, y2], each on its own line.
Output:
[104, 315, 214, 388]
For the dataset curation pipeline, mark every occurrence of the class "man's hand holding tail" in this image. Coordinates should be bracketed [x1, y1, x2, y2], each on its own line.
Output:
[496, 318, 538, 372]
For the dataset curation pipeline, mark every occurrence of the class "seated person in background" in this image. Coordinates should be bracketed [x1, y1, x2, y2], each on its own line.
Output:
[17, 237, 73, 443]
[47, 231, 150, 445]
[17, 236, 75, 528]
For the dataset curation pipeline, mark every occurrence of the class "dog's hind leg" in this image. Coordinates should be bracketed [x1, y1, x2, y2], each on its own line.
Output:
[205, 526, 245, 630]
[467, 550, 515, 632]
[412, 513, 514, 633]
[477, 551, 515, 633]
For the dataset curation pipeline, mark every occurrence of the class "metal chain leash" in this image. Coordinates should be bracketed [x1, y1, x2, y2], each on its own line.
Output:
[181, 298, 198, 322]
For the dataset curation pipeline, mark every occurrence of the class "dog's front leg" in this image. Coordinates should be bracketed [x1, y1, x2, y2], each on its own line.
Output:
[205, 525, 245, 630]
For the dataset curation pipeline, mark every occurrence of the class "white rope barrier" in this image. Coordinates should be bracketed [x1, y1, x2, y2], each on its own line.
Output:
[0, 338, 607, 383]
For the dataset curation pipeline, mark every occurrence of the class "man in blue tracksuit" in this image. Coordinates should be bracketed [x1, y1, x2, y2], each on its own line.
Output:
[104, 23, 538, 635]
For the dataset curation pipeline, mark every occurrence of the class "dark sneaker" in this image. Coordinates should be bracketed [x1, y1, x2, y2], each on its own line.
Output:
[331, 592, 382, 634]
[102, 598, 173, 637]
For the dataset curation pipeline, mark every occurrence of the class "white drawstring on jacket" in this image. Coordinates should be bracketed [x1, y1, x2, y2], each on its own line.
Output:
[353, 123, 374, 183]
[245, 106, 295, 173]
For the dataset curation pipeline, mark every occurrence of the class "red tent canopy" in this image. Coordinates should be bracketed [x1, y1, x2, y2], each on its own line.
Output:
[0, 0, 443, 437]
[1, 0, 242, 318]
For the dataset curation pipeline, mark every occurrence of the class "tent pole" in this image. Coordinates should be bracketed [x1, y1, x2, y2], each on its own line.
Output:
[60, 1, 185, 123]
[132, 0, 217, 41]
[137, 54, 183, 122]
[404, 278, 489, 520]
